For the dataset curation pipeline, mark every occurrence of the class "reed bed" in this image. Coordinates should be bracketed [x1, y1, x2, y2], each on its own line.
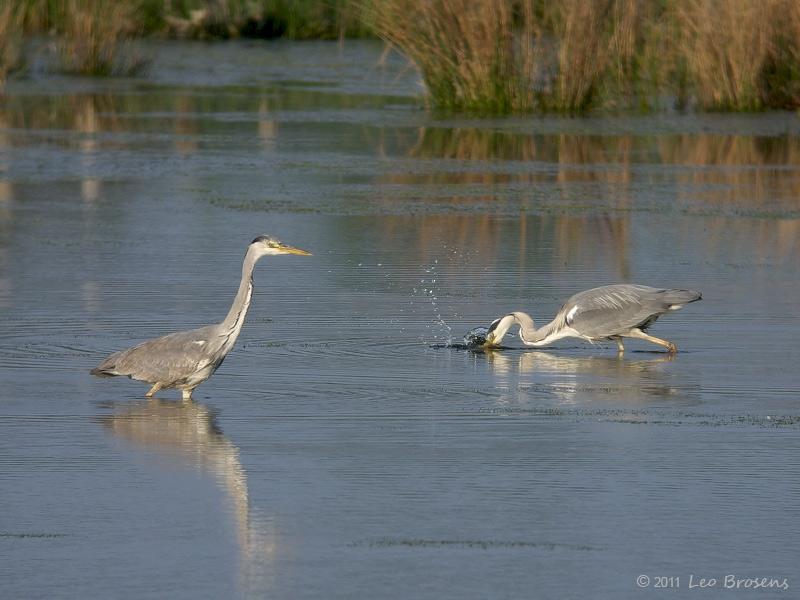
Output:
[58, 0, 146, 75]
[669, 0, 800, 110]
[369, 0, 800, 113]
[2, 0, 368, 77]
[2, 0, 799, 112]
[368, 0, 535, 113]
[10, 0, 369, 39]
[0, 3, 25, 87]
[366, 0, 661, 113]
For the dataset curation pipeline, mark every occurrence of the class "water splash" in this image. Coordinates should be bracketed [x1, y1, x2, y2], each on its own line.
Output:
[410, 244, 488, 346]
[415, 258, 454, 345]
[462, 326, 490, 347]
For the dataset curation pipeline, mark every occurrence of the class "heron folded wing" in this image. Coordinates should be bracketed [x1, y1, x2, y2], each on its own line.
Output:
[564, 285, 663, 338]
[103, 326, 219, 385]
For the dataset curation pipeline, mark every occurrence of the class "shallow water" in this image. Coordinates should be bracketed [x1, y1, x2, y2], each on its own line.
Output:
[1, 40, 799, 599]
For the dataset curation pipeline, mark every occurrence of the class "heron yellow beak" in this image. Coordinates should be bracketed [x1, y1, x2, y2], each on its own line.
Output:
[484, 332, 496, 347]
[280, 244, 312, 256]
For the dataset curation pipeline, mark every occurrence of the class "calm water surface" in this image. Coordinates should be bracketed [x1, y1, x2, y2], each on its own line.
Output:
[1, 41, 799, 599]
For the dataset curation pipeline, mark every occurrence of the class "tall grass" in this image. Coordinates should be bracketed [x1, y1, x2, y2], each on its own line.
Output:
[670, 0, 800, 110]
[0, 3, 24, 88]
[544, 0, 615, 112]
[367, 0, 533, 113]
[12, 0, 371, 39]
[58, 0, 146, 75]
[366, 0, 662, 113]
[369, 0, 800, 113]
[3, 0, 800, 111]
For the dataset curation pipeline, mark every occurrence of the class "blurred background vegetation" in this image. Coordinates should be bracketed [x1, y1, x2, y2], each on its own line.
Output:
[1, 0, 799, 113]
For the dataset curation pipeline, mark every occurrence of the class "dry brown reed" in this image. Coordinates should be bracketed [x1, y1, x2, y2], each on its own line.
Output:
[368, 0, 536, 112]
[58, 0, 145, 76]
[543, 0, 615, 111]
[670, 0, 770, 110]
[0, 3, 25, 88]
[4, 0, 800, 110]
[369, 0, 800, 113]
[367, 0, 662, 113]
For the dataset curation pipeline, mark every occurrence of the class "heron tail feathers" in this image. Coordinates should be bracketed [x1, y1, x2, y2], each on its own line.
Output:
[90, 352, 123, 377]
[90, 366, 117, 377]
[661, 289, 702, 305]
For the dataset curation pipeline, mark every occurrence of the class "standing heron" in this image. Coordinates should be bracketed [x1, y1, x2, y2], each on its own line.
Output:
[91, 235, 311, 400]
[484, 284, 701, 353]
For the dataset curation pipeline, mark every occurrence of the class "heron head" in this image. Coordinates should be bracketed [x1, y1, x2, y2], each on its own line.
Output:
[484, 314, 513, 347]
[250, 235, 312, 257]
[484, 312, 534, 346]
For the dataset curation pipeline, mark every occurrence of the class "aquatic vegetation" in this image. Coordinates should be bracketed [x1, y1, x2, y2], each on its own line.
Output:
[368, 0, 800, 114]
[10, 0, 370, 40]
[366, 0, 645, 113]
[57, 0, 147, 76]
[669, 0, 800, 110]
[3, 0, 800, 111]
[367, 0, 528, 113]
[0, 3, 25, 88]
[4, 0, 372, 75]
[182, 0, 372, 40]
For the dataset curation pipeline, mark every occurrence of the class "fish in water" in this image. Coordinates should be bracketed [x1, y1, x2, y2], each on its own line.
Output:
[462, 326, 491, 348]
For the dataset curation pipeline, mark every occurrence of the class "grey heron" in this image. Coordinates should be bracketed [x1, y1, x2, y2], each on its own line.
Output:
[91, 235, 311, 400]
[484, 284, 701, 353]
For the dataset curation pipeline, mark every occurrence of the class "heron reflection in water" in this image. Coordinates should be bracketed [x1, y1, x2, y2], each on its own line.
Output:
[483, 350, 688, 405]
[98, 399, 275, 590]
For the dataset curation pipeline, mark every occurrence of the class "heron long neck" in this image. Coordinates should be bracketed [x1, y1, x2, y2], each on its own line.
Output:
[515, 312, 559, 345]
[514, 312, 541, 344]
[221, 249, 258, 336]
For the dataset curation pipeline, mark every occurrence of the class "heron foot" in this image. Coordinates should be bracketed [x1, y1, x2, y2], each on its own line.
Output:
[627, 329, 677, 354]
[181, 388, 194, 402]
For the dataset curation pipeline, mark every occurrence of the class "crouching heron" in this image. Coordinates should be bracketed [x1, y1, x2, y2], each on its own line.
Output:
[91, 236, 311, 400]
[484, 284, 701, 353]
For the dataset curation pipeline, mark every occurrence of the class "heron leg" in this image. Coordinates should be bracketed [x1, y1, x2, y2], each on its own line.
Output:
[628, 329, 677, 353]
[145, 383, 162, 398]
[181, 388, 195, 402]
[612, 336, 625, 354]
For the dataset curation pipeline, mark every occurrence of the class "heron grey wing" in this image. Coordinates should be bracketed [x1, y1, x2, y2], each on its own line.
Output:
[562, 285, 664, 338]
[100, 326, 220, 384]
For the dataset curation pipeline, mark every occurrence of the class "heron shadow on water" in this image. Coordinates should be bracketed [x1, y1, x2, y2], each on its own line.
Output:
[96, 397, 278, 589]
